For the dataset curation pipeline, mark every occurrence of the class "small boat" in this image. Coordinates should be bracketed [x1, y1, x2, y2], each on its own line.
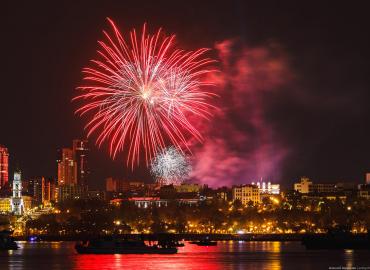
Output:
[0, 230, 18, 251]
[302, 227, 370, 250]
[28, 236, 41, 242]
[75, 238, 178, 254]
[189, 240, 217, 246]
[172, 241, 185, 247]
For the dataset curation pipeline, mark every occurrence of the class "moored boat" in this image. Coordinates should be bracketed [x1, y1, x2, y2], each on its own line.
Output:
[75, 238, 177, 254]
[172, 241, 185, 247]
[189, 240, 217, 246]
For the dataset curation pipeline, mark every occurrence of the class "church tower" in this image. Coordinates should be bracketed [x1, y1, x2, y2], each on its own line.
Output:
[11, 170, 23, 215]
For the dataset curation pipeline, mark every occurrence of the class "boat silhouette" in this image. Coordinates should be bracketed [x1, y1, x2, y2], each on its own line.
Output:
[75, 237, 177, 254]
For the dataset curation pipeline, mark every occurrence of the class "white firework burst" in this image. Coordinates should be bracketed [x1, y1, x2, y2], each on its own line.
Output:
[150, 146, 191, 185]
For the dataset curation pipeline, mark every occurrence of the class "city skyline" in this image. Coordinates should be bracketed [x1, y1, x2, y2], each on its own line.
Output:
[2, 2, 370, 269]
[1, 1, 369, 188]
[1, 132, 369, 190]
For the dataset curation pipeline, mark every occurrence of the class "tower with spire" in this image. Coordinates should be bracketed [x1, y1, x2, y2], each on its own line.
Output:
[11, 169, 23, 215]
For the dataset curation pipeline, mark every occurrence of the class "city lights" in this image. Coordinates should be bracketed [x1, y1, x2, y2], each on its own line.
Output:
[1, 2, 370, 269]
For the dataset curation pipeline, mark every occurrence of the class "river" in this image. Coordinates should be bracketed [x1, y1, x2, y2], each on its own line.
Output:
[1, 241, 370, 269]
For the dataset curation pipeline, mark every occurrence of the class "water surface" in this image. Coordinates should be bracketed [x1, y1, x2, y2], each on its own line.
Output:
[1, 241, 369, 269]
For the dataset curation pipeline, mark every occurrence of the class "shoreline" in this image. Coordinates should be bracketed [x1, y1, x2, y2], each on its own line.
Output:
[14, 233, 325, 242]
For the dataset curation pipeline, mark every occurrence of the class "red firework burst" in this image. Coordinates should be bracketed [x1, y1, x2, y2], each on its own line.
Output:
[74, 18, 216, 168]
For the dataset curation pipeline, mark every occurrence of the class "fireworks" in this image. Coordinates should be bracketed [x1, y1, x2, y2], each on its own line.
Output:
[74, 18, 216, 167]
[151, 146, 191, 185]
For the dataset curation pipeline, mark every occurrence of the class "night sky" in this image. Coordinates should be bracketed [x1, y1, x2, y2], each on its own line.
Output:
[1, 1, 369, 189]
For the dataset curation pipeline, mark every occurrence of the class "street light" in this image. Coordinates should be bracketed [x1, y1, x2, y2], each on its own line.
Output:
[114, 220, 121, 226]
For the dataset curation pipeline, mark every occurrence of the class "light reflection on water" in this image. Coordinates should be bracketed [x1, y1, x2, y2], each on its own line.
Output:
[344, 249, 354, 269]
[1, 241, 370, 270]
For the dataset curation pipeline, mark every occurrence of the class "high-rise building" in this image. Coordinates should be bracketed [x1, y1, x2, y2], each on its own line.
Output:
[232, 184, 261, 205]
[33, 178, 42, 205]
[57, 140, 89, 188]
[72, 139, 89, 187]
[43, 178, 56, 204]
[33, 177, 56, 206]
[57, 148, 77, 185]
[106, 177, 118, 192]
[0, 145, 9, 188]
[11, 170, 24, 215]
[366, 173, 370, 185]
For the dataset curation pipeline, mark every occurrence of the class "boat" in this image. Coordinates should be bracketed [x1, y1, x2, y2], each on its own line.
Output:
[189, 240, 217, 246]
[302, 227, 370, 250]
[28, 235, 41, 242]
[0, 230, 18, 251]
[172, 241, 185, 247]
[75, 238, 178, 254]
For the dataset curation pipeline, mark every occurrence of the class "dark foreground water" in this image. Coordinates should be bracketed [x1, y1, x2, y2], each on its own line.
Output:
[1, 241, 370, 270]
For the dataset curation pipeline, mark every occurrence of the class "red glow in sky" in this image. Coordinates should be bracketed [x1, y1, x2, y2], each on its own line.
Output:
[74, 19, 217, 169]
[190, 39, 292, 187]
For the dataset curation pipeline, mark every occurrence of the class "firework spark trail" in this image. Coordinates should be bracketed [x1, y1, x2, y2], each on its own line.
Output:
[151, 146, 191, 185]
[74, 18, 216, 168]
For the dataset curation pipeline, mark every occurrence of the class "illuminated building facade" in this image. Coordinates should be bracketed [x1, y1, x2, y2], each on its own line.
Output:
[11, 170, 24, 215]
[358, 180, 370, 200]
[73, 139, 89, 187]
[294, 177, 337, 194]
[129, 197, 168, 208]
[22, 195, 33, 212]
[57, 148, 77, 185]
[294, 177, 312, 193]
[33, 177, 56, 206]
[311, 183, 336, 193]
[0, 198, 11, 213]
[174, 183, 201, 193]
[105, 178, 146, 195]
[42, 178, 56, 204]
[0, 145, 9, 188]
[232, 184, 261, 205]
[57, 184, 87, 202]
[252, 181, 280, 194]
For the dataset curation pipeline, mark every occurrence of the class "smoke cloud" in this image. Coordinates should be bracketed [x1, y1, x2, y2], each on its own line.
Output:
[190, 39, 293, 187]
